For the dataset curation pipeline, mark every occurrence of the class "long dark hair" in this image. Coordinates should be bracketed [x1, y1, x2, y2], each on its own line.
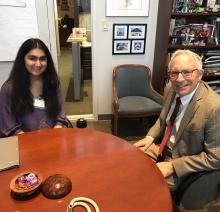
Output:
[8, 38, 61, 118]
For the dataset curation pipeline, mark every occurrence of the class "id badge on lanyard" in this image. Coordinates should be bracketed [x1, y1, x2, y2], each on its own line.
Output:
[33, 98, 45, 109]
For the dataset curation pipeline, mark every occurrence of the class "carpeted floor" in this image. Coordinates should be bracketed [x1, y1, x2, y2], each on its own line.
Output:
[58, 48, 93, 115]
[65, 77, 88, 102]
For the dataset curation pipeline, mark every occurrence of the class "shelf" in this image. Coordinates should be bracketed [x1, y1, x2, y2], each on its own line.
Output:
[81, 46, 92, 80]
[171, 12, 220, 17]
[152, 0, 220, 94]
[168, 45, 220, 50]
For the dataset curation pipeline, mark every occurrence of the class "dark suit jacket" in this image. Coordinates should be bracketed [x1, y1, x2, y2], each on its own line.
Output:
[148, 81, 220, 180]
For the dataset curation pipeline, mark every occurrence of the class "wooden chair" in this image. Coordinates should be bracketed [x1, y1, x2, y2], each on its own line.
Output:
[67, 118, 74, 128]
[112, 64, 163, 135]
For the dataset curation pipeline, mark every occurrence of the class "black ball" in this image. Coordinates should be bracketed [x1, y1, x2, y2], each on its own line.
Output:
[76, 118, 87, 128]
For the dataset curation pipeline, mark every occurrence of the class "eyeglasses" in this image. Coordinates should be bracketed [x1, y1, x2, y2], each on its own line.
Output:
[168, 69, 198, 80]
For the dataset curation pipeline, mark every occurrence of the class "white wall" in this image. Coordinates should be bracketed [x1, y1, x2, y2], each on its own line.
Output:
[0, 0, 159, 118]
[92, 0, 159, 117]
[0, 0, 57, 87]
[0, 62, 13, 86]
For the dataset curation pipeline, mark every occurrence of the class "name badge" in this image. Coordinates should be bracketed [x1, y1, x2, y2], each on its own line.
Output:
[170, 135, 175, 144]
[33, 98, 45, 108]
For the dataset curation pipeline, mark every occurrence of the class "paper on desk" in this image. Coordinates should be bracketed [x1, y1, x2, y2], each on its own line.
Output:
[0, 136, 19, 171]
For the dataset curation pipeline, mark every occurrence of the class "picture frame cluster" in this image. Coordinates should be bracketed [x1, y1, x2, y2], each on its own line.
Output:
[112, 24, 147, 55]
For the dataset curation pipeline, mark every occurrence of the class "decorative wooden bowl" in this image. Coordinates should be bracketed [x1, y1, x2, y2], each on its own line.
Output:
[41, 174, 72, 199]
[10, 171, 43, 200]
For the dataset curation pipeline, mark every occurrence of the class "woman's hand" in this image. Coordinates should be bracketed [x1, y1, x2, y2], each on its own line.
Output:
[54, 124, 63, 128]
[16, 131, 24, 135]
[16, 130, 24, 135]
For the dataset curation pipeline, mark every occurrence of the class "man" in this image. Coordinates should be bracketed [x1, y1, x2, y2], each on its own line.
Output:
[134, 49, 220, 191]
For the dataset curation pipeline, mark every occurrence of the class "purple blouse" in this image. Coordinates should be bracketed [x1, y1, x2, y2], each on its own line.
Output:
[0, 81, 68, 137]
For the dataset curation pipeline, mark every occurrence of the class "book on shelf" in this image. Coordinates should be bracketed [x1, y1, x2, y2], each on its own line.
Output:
[206, 79, 220, 94]
[169, 19, 176, 36]
[204, 55, 220, 64]
[172, 0, 178, 13]
[202, 0, 208, 7]
[173, 0, 220, 13]
[207, 0, 216, 8]
[204, 67, 220, 73]
[215, 18, 220, 45]
[202, 0, 219, 8]
[203, 50, 220, 56]
[203, 50, 220, 71]
[205, 55, 220, 61]
[206, 79, 220, 84]
[203, 63, 220, 67]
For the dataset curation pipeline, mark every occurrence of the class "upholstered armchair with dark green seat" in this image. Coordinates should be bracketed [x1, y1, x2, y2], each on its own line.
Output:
[112, 64, 163, 135]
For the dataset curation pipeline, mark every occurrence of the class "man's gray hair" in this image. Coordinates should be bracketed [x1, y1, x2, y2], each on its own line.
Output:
[168, 50, 203, 71]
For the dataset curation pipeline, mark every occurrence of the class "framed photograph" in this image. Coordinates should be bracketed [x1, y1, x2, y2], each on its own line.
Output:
[113, 24, 128, 39]
[112, 23, 147, 55]
[190, 24, 215, 37]
[131, 40, 145, 54]
[172, 24, 215, 37]
[106, 0, 149, 17]
[172, 25, 189, 36]
[113, 40, 131, 54]
[207, 0, 216, 8]
[128, 24, 147, 39]
[170, 23, 216, 45]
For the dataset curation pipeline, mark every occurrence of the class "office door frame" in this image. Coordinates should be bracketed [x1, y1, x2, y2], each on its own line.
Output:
[35, 0, 97, 121]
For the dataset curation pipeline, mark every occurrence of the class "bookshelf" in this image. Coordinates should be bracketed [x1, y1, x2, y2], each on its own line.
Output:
[152, 0, 220, 94]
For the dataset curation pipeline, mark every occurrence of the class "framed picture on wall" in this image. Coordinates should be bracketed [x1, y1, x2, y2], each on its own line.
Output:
[113, 24, 128, 39]
[106, 0, 149, 17]
[131, 40, 145, 54]
[112, 23, 147, 55]
[128, 24, 147, 39]
[113, 40, 131, 54]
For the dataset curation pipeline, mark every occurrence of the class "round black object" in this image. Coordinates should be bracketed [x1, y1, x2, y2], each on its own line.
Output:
[76, 118, 87, 128]
[41, 174, 72, 199]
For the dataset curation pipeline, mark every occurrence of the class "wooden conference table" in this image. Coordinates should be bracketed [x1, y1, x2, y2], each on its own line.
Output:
[0, 128, 172, 212]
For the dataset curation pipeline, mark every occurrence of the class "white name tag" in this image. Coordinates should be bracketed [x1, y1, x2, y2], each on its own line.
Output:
[33, 98, 45, 108]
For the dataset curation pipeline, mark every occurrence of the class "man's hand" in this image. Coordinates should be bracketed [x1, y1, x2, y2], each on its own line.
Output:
[156, 161, 174, 177]
[134, 137, 153, 153]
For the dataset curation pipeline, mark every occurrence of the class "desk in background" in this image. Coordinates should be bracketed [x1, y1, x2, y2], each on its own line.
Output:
[81, 45, 92, 80]
[0, 128, 172, 212]
[67, 34, 87, 100]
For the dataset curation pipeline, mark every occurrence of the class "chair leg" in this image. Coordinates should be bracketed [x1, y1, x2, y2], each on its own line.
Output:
[113, 114, 118, 135]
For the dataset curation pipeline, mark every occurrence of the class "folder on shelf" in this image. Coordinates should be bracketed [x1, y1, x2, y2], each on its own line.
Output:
[205, 56, 220, 61]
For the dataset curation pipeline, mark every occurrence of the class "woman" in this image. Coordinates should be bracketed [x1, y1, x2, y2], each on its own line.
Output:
[0, 38, 68, 137]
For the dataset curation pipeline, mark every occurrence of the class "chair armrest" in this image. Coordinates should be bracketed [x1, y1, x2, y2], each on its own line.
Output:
[113, 99, 119, 111]
[67, 118, 74, 128]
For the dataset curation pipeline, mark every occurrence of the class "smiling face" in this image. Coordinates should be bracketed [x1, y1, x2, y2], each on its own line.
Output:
[169, 53, 203, 97]
[24, 48, 47, 78]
